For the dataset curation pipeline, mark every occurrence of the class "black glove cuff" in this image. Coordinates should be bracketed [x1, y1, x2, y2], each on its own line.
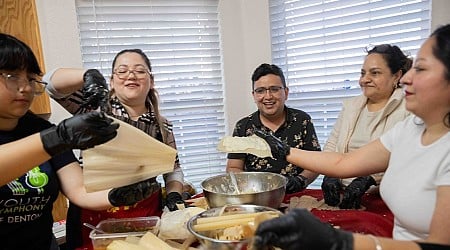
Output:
[286, 175, 308, 194]
[40, 126, 70, 156]
[297, 175, 308, 187]
[360, 176, 376, 189]
[417, 242, 450, 250]
[108, 180, 159, 207]
[166, 192, 184, 211]
[83, 69, 102, 82]
[337, 231, 354, 250]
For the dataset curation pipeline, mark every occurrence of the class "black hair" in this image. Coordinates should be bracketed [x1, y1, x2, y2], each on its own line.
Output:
[366, 44, 412, 87]
[430, 24, 450, 128]
[0, 33, 42, 75]
[251, 63, 287, 89]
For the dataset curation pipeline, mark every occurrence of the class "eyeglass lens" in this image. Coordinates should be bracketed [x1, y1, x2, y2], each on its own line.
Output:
[114, 67, 149, 79]
[254, 86, 284, 95]
[1, 73, 46, 95]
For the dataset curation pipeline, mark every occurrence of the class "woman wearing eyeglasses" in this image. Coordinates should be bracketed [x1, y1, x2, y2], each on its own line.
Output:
[226, 63, 322, 194]
[321, 44, 412, 209]
[0, 33, 159, 250]
[44, 49, 185, 250]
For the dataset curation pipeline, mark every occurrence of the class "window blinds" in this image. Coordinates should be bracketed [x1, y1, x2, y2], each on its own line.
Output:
[269, 0, 430, 188]
[269, 0, 431, 146]
[75, 0, 225, 191]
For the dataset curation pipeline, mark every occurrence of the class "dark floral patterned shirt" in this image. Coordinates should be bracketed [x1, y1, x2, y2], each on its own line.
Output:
[227, 106, 321, 177]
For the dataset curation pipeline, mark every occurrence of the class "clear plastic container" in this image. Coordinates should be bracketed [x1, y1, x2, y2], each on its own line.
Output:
[89, 216, 160, 250]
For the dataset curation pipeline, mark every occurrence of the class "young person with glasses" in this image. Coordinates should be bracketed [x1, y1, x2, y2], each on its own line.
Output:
[44, 49, 185, 250]
[226, 63, 321, 194]
[0, 33, 163, 250]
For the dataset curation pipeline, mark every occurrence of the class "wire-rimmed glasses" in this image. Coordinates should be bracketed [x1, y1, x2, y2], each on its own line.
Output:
[0, 72, 47, 96]
[253, 86, 285, 96]
[113, 66, 150, 80]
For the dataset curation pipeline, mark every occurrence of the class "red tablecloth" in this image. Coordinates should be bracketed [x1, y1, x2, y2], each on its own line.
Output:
[284, 189, 394, 237]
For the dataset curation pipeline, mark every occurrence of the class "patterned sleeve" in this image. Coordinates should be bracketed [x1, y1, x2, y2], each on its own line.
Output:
[162, 119, 184, 184]
[300, 117, 322, 152]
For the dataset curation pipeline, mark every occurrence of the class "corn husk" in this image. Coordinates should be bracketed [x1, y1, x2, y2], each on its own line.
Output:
[217, 135, 272, 158]
[82, 117, 177, 192]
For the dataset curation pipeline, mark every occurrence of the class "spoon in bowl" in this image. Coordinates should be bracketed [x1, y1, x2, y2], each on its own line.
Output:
[228, 172, 241, 194]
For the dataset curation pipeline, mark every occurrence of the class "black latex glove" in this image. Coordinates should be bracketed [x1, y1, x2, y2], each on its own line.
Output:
[165, 192, 185, 211]
[339, 176, 376, 209]
[81, 69, 109, 110]
[253, 208, 353, 250]
[253, 129, 290, 160]
[108, 179, 157, 207]
[40, 111, 119, 156]
[417, 242, 450, 250]
[285, 175, 307, 194]
[321, 176, 343, 206]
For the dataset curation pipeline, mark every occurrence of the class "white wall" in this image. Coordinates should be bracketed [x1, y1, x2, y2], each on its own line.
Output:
[35, 0, 450, 131]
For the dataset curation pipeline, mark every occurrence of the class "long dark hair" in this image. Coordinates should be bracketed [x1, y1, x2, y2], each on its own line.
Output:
[0, 33, 41, 75]
[430, 24, 450, 128]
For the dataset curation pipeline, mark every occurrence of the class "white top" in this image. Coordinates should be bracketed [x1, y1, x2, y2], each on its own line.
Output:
[348, 107, 382, 152]
[380, 116, 450, 240]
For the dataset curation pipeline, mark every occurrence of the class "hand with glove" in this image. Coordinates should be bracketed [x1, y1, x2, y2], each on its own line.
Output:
[286, 175, 307, 194]
[253, 208, 353, 250]
[40, 111, 119, 156]
[108, 179, 159, 207]
[165, 192, 186, 211]
[321, 176, 343, 206]
[81, 69, 109, 110]
[339, 176, 376, 209]
[253, 129, 290, 160]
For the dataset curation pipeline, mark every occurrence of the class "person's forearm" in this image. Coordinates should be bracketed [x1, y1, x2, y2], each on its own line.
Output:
[287, 148, 346, 177]
[0, 133, 51, 185]
[226, 159, 244, 173]
[166, 180, 183, 194]
[47, 68, 87, 95]
[287, 139, 388, 179]
[353, 234, 421, 250]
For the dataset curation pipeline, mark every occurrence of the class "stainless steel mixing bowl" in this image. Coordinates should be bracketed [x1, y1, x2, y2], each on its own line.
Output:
[201, 172, 287, 209]
[187, 204, 282, 250]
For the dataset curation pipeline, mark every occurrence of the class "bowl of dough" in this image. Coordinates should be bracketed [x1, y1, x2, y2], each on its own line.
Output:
[201, 172, 287, 209]
[187, 204, 282, 250]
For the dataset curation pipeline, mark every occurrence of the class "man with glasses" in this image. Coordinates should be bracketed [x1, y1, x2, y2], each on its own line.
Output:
[226, 63, 321, 194]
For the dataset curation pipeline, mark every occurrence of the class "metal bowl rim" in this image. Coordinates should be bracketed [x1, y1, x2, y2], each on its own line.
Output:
[186, 204, 281, 244]
[201, 172, 287, 193]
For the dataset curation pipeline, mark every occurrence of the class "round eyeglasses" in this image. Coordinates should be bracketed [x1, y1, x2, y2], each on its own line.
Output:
[0, 72, 47, 96]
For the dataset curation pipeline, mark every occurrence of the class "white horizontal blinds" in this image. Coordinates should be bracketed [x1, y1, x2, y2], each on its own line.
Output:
[75, 0, 226, 191]
[270, 0, 430, 188]
[270, 0, 430, 147]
